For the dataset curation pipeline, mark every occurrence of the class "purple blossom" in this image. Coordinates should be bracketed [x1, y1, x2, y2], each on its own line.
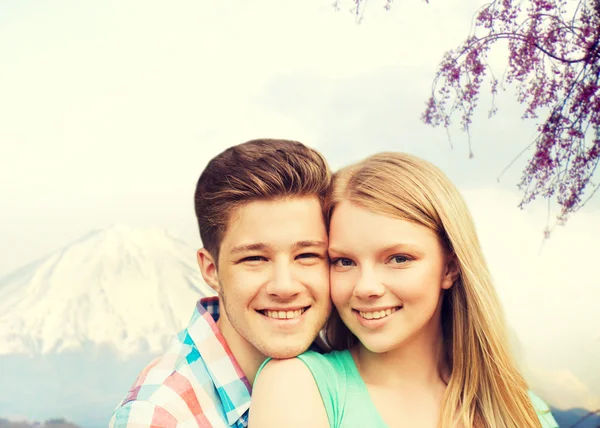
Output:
[423, 0, 600, 227]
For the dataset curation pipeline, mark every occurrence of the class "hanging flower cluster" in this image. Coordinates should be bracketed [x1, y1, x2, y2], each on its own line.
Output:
[422, 0, 600, 224]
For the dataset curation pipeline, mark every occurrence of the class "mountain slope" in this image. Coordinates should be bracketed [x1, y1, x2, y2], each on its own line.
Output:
[0, 225, 214, 356]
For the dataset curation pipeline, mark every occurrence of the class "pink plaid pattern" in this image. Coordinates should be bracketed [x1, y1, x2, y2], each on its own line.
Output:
[109, 297, 252, 427]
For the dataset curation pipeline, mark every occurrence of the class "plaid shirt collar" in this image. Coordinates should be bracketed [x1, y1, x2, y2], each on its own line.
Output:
[190, 296, 252, 426]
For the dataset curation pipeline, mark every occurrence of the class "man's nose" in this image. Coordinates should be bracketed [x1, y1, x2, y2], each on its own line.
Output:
[265, 261, 303, 298]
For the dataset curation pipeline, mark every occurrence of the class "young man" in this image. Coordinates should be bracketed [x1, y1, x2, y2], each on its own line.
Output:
[109, 139, 332, 427]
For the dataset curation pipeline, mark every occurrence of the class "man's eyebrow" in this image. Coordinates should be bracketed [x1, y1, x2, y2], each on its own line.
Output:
[229, 243, 269, 254]
[230, 240, 326, 254]
[293, 240, 327, 250]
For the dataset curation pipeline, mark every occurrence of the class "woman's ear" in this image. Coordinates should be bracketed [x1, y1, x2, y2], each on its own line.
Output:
[197, 248, 221, 294]
[442, 254, 460, 290]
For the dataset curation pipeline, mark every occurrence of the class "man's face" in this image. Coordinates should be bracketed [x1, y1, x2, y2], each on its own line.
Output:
[214, 196, 330, 359]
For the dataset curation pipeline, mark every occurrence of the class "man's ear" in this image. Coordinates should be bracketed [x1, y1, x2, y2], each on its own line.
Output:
[197, 248, 221, 294]
[442, 254, 460, 290]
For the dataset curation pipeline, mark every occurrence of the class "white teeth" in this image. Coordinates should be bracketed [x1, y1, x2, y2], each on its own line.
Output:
[263, 308, 306, 320]
[359, 307, 399, 320]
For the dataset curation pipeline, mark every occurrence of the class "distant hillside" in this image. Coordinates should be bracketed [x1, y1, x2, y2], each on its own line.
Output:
[0, 418, 79, 428]
[551, 407, 600, 427]
[0, 226, 219, 427]
[0, 348, 158, 428]
[0, 225, 214, 356]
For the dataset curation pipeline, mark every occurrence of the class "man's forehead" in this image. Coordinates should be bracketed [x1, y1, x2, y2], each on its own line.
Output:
[217, 196, 326, 252]
[226, 197, 324, 227]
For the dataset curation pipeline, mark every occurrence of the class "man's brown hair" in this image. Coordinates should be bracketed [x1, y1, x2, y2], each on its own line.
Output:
[194, 138, 331, 262]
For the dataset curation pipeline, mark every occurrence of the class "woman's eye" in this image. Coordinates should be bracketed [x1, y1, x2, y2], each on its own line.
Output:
[331, 257, 355, 267]
[389, 255, 410, 265]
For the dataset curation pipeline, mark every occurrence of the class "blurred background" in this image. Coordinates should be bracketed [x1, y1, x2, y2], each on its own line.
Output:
[1, 0, 598, 426]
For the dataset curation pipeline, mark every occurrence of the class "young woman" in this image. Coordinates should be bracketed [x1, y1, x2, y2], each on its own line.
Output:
[249, 153, 558, 427]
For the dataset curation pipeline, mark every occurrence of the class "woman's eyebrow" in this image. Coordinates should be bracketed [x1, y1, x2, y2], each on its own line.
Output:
[378, 243, 421, 254]
[327, 247, 350, 256]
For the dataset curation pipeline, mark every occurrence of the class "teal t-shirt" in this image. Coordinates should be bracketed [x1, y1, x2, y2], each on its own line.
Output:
[258, 350, 559, 427]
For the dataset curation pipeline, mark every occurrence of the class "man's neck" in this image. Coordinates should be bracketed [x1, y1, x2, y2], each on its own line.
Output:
[216, 316, 266, 385]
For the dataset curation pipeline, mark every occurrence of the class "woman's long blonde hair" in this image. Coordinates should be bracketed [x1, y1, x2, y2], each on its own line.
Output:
[325, 153, 540, 428]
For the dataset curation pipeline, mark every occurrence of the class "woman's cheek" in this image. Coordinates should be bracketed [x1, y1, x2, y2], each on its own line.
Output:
[383, 268, 423, 296]
[330, 271, 354, 306]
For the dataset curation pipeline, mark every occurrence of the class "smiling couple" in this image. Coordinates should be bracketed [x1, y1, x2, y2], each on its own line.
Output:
[109, 139, 558, 428]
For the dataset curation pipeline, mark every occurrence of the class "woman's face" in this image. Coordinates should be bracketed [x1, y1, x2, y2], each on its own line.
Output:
[328, 201, 456, 354]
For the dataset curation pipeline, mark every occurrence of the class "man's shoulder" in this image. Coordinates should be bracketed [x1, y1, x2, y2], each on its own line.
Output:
[123, 342, 205, 397]
[109, 399, 177, 427]
[110, 338, 210, 421]
[120, 297, 221, 393]
[109, 307, 221, 426]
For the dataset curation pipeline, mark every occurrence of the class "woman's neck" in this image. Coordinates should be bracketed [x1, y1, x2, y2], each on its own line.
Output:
[353, 325, 447, 390]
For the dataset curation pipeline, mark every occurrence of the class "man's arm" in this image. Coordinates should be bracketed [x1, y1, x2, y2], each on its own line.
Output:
[248, 358, 329, 428]
[109, 400, 178, 428]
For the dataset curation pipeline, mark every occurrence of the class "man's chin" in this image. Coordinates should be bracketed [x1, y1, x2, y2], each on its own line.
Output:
[262, 342, 312, 359]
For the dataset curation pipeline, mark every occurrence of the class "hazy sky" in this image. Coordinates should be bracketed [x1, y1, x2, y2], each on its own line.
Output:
[1, 0, 598, 410]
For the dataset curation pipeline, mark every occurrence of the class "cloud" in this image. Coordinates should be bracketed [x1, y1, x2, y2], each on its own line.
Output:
[0, 0, 532, 275]
[461, 188, 600, 407]
[525, 365, 600, 410]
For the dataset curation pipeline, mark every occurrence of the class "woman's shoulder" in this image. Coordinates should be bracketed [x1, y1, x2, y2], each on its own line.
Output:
[297, 349, 351, 369]
[255, 356, 318, 387]
[528, 391, 559, 428]
[261, 349, 351, 392]
[250, 353, 340, 428]
[255, 349, 348, 380]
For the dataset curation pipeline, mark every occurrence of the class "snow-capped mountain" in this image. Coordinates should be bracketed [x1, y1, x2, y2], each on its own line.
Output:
[0, 225, 215, 356]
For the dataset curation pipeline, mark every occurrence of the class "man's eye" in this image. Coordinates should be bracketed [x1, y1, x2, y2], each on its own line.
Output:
[240, 256, 267, 263]
[296, 253, 321, 260]
[331, 257, 355, 267]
